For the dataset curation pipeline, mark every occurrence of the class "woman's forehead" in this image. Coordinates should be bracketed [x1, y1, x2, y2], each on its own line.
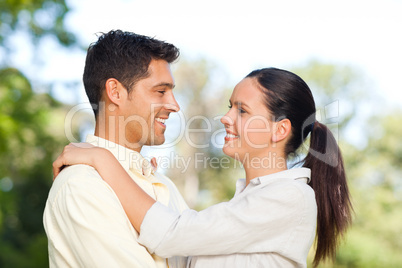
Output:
[231, 78, 261, 102]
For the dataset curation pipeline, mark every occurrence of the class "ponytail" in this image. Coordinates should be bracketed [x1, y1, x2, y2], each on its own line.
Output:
[245, 68, 353, 266]
[304, 121, 353, 267]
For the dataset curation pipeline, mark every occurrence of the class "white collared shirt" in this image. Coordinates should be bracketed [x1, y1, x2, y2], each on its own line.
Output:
[138, 168, 317, 268]
[43, 135, 188, 268]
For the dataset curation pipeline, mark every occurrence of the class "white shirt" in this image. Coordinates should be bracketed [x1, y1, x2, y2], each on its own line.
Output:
[138, 168, 317, 268]
[43, 135, 188, 268]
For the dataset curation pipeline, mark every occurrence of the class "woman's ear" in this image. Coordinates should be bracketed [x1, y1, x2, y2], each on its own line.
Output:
[272, 119, 292, 143]
[105, 78, 127, 106]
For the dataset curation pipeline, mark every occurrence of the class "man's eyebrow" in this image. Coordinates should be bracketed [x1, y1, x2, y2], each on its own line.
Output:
[153, 82, 175, 89]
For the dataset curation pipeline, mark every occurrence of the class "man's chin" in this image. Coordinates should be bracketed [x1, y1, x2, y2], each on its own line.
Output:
[147, 136, 166, 146]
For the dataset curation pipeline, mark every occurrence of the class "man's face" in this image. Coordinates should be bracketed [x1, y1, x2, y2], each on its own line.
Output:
[119, 59, 180, 149]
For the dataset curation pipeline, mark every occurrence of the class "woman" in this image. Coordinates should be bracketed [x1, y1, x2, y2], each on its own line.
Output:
[53, 68, 353, 267]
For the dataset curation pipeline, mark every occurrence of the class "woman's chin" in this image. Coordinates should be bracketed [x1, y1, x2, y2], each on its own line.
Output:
[222, 147, 242, 162]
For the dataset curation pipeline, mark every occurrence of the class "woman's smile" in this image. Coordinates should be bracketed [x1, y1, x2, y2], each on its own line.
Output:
[224, 130, 239, 141]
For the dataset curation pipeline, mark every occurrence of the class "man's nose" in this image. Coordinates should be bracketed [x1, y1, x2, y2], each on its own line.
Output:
[164, 91, 180, 112]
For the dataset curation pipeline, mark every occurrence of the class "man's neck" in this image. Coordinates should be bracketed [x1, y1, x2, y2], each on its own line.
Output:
[94, 123, 142, 153]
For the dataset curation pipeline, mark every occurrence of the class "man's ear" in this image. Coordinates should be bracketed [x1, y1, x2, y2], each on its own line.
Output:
[271, 119, 292, 143]
[105, 78, 128, 106]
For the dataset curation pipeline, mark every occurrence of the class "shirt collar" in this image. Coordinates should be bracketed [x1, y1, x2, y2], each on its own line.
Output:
[257, 167, 311, 184]
[235, 168, 311, 195]
[85, 135, 153, 178]
[234, 179, 247, 196]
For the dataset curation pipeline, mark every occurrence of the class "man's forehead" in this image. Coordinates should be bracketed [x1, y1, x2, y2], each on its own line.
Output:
[141, 60, 175, 87]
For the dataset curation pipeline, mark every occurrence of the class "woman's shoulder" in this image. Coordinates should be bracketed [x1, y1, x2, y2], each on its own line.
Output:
[258, 176, 316, 207]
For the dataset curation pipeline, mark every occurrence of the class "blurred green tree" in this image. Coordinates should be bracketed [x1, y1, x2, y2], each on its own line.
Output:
[0, 0, 78, 267]
[332, 110, 402, 268]
[0, 0, 75, 48]
[0, 67, 71, 267]
[292, 60, 372, 131]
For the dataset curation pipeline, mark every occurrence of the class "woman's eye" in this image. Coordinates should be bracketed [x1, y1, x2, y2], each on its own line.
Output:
[158, 91, 166, 95]
[238, 108, 246, 114]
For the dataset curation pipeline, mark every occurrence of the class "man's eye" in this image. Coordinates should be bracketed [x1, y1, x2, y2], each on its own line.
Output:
[158, 91, 166, 95]
[238, 108, 246, 114]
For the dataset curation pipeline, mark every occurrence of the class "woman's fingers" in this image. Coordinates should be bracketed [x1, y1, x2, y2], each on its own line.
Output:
[52, 143, 75, 180]
[52, 142, 98, 180]
[53, 154, 66, 180]
[150, 157, 158, 172]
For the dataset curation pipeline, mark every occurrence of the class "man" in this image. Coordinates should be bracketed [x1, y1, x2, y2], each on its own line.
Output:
[43, 30, 188, 268]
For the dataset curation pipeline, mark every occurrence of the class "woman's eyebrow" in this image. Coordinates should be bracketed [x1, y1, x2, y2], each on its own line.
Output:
[234, 101, 250, 108]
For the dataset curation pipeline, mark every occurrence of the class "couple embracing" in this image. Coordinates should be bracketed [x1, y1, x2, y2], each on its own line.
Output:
[44, 30, 352, 268]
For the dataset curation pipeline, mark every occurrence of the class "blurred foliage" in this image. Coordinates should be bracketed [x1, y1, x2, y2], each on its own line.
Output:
[0, 0, 75, 48]
[292, 60, 372, 131]
[0, 68, 72, 267]
[0, 0, 78, 267]
[333, 111, 402, 268]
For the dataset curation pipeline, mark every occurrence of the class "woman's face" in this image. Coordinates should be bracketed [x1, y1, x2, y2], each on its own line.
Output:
[221, 78, 274, 162]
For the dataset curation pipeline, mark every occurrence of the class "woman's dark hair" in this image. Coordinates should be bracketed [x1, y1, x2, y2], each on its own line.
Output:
[83, 30, 180, 116]
[246, 68, 353, 267]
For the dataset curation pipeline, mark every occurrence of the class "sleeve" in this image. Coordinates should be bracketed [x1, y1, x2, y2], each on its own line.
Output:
[138, 182, 309, 257]
[44, 165, 157, 268]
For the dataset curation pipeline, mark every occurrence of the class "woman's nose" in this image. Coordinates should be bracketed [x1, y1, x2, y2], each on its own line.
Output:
[220, 112, 234, 126]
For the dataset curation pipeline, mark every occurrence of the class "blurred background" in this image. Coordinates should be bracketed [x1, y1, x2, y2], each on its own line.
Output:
[1, 0, 401, 267]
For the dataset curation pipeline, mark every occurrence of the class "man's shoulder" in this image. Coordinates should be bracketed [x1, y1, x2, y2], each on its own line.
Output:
[55, 164, 102, 184]
[47, 165, 105, 201]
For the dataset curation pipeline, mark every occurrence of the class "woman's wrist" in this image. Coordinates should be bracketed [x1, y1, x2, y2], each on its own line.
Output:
[91, 147, 114, 170]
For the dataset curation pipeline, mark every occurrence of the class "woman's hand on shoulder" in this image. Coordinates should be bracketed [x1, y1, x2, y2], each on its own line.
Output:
[52, 143, 109, 180]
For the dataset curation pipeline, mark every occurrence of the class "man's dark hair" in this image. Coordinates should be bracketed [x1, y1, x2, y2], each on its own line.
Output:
[83, 30, 180, 116]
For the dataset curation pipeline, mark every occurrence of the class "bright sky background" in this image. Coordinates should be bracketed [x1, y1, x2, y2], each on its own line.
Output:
[38, 0, 402, 109]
